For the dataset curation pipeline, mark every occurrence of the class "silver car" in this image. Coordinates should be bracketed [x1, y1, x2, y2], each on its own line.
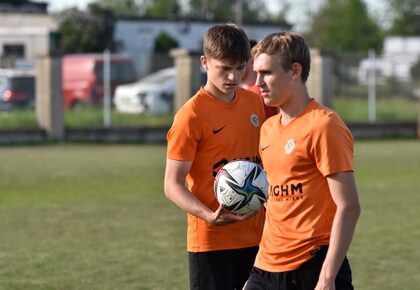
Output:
[114, 67, 175, 115]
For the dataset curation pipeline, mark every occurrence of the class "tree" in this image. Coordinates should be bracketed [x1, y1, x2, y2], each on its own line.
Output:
[145, 0, 181, 18]
[411, 60, 420, 81]
[306, 0, 383, 53]
[92, 0, 140, 17]
[387, 0, 420, 36]
[55, 3, 116, 53]
[187, 0, 270, 23]
[153, 31, 179, 52]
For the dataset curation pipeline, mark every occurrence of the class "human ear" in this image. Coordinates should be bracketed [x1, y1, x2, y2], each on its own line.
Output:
[291, 63, 302, 81]
[200, 55, 208, 70]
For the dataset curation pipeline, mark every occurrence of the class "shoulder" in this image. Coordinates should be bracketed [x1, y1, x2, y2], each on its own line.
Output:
[307, 101, 353, 142]
[261, 114, 278, 132]
[308, 101, 346, 129]
[236, 87, 264, 111]
[172, 91, 206, 129]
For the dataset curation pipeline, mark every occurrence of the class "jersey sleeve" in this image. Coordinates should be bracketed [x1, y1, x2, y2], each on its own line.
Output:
[166, 107, 202, 161]
[311, 113, 354, 176]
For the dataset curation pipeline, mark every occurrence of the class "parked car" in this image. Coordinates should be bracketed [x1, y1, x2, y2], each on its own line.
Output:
[62, 54, 137, 109]
[0, 68, 35, 111]
[114, 67, 176, 115]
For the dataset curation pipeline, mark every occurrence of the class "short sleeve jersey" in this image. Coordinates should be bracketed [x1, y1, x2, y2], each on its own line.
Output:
[167, 87, 266, 252]
[255, 99, 354, 272]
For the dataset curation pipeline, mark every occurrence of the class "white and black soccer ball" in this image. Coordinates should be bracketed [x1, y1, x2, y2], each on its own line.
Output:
[214, 160, 268, 215]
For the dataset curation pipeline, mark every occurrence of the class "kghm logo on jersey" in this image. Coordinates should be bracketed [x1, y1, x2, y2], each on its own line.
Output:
[285, 138, 295, 155]
[250, 114, 259, 128]
[269, 182, 304, 201]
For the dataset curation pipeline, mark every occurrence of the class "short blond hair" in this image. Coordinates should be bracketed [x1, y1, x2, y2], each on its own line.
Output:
[252, 32, 311, 82]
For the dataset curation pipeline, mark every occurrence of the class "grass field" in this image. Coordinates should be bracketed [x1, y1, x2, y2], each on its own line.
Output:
[0, 141, 420, 289]
[0, 96, 418, 128]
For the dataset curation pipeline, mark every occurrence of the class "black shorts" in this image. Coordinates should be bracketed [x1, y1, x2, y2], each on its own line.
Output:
[244, 246, 354, 290]
[188, 246, 259, 290]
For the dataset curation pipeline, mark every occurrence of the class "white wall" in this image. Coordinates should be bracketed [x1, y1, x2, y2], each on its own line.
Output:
[0, 27, 50, 60]
[0, 13, 57, 68]
[358, 36, 420, 83]
[115, 19, 292, 78]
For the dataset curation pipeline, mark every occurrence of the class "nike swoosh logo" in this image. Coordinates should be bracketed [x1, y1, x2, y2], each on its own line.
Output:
[212, 126, 226, 134]
[261, 145, 271, 151]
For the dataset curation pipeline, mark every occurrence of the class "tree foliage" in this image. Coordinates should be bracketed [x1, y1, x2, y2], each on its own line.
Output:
[187, 0, 270, 22]
[411, 60, 420, 81]
[306, 0, 383, 53]
[55, 3, 115, 53]
[93, 0, 181, 17]
[88, 0, 276, 23]
[92, 0, 140, 17]
[153, 31, 179, 52]
[387, 0, 420, 36]
[145, 0, 180, 17]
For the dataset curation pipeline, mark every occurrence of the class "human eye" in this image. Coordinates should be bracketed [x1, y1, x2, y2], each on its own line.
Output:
[237, 65, 246, 71]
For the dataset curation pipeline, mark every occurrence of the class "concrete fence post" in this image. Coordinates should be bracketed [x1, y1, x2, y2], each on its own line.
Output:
[417, 97, 420, 138]
[170, 49, 202, 112]
[36, 55, 64, 141]
[307, 49, 334, 108]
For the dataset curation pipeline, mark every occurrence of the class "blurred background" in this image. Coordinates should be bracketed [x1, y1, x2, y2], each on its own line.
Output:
[0, 1, 419, 289]
[0, 0, 419, 138]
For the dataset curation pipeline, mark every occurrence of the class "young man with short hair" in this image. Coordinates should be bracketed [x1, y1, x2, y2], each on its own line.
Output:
[164, 23, 266, 290]
[244, 32, 361, 290]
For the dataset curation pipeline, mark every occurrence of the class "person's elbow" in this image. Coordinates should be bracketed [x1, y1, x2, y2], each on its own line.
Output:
[163, 178, 174, 201]
[346, 198, 361, 221]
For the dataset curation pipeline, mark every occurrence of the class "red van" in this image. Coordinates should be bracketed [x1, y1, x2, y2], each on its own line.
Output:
[62, 54, 137, 109]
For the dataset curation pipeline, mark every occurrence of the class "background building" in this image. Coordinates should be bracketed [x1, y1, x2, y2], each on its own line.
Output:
[114, 18, 292, 78]
[0, 1, 57, 68]
[358, 36, 420, 84]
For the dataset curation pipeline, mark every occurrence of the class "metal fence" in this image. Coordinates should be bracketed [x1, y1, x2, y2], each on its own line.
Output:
[0, 51, 419, 130]
[334, 51, 419, 100]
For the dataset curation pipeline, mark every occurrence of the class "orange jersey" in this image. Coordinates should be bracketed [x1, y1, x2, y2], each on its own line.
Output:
[256, 99, 354, 272]
[167, 87, 266, 252]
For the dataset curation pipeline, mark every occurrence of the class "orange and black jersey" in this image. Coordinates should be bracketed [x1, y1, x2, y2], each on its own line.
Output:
[167, 87, 266, 252]
[256, 99, 354, 272]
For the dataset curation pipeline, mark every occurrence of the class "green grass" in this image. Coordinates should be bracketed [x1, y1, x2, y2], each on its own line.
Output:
[0, 141, 420, 289]
[64, 108, 174, 127]
[0, 109, 39, 128]
[1, 97, 418, 128]
[333, 96, 418, 122]
[0, 145, 186, 290]
[0, 108, 174, 128]
[351, 140, 420, 289]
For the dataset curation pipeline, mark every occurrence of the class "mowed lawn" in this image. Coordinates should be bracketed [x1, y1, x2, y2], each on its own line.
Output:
[0, 141, 419, 289]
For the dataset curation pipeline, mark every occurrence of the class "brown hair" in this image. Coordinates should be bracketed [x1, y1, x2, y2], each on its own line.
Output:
[252, 32, 311, 82]
[203, 23, 250, 65]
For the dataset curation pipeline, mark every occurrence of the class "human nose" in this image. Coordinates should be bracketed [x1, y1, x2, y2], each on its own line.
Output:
[255, 73, 264, 87]
[228, 70, 241, 82]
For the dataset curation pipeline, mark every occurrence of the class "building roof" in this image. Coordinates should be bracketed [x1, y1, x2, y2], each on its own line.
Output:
[0, 0, 48, 14]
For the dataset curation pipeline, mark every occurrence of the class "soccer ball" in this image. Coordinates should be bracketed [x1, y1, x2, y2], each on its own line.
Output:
[214, 160, 268, 214]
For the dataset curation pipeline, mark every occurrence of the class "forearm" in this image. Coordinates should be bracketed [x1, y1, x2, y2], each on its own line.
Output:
[165, 182, 213, 222]
[319, 203, 361, 283]
[164, 159, 252, 226]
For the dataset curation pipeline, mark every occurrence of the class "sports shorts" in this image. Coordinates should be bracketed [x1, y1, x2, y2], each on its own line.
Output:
[244, 246, 354, 290]
[188, 246, 259, 290]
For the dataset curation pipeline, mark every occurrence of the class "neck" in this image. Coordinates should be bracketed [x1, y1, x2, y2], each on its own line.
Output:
[204, 83, 235, 103]
[280, 91, 311, 125]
